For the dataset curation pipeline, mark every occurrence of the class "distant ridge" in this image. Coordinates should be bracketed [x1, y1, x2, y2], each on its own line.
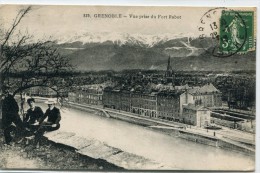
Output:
[52, 33, 255, 72]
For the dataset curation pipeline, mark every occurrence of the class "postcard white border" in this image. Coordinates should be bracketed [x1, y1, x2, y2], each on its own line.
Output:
[0, 0, 259, 173]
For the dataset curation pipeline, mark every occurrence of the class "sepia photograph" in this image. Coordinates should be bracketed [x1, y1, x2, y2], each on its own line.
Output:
[0, 4, 257, 171]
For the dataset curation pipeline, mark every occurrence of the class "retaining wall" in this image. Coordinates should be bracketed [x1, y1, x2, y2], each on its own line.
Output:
[63, 102, 255, 155]
[43, 131, 175, 170]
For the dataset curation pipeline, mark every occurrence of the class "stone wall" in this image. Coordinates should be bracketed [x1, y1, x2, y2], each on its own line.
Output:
[64, 102, 255, 155]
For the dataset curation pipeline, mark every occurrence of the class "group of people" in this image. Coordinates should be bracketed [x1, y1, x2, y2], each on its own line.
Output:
[1, 85, 61, 145]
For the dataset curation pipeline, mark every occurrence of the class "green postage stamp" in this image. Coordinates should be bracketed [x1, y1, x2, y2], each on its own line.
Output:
[219, 10, 255, 54]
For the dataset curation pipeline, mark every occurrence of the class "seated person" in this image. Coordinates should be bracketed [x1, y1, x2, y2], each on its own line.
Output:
[23, 98, 44, 132]
[27, 99, 61, 143]
[1, 85, 25, 145]
[37, 99, 61, 134]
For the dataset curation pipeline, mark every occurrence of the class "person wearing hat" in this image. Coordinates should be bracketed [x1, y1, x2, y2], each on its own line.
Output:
[1, 85, 24, 145]
[36, 99, 61, 134]
[25, 99, 61, 145]
[23, 98, 44, 132]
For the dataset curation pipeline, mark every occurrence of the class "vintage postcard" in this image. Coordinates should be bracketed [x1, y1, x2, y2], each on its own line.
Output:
[0, 5, 257, 171]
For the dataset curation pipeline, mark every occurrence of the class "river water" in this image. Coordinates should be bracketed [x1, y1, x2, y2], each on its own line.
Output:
[38, 103, 254, 170]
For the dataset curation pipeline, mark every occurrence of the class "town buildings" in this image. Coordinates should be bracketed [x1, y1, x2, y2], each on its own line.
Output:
[69, 84, 105, 106]
[68, 82, 219, 127]
[65, 57, 225, 127]
[26, 86, 58, 98]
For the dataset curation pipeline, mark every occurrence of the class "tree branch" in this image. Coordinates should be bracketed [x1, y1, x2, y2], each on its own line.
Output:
[1, 6, 31, 51]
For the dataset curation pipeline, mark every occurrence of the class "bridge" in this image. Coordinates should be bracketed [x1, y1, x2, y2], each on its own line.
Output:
[67, 102, 110, 118]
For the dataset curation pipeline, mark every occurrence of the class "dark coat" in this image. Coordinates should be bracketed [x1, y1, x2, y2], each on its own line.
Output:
[24, 106, 44, 124]
[1, 94, 20, 128]
[2, 94, 19, 114]
[41, 107, 61, 125]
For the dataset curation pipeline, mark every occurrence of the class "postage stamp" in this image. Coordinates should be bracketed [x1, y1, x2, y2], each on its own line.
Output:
[219, 10, 255, 54]
[198, 7, 256, 57]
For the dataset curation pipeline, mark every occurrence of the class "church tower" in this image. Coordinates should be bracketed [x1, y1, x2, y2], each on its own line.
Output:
[165, 56, 172, 77]
[165, 56, 175, 87]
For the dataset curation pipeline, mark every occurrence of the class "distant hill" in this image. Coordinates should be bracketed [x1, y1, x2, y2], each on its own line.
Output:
[54, 33, 255, 72]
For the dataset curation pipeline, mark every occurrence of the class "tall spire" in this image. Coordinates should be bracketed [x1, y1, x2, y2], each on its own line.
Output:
[167, 55, 172, 71]
[165, 55, 173, 78]
[164, 55, 175, 87]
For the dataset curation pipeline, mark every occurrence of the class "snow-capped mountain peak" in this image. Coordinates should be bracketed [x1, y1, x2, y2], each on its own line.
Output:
[56, 32, 196, 47]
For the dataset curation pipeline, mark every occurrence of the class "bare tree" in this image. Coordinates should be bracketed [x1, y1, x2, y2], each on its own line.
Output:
[0, 6, 74, 106]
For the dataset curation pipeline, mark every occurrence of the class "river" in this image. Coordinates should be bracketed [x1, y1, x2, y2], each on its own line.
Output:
[38, 103, 254, 170]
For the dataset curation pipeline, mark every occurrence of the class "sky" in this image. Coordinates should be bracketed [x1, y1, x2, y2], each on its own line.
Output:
[0, 5, 217, 40]
[0, 5, 256, 42]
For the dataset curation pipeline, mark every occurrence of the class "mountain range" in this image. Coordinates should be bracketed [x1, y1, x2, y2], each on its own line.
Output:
[54, 33, 256, 72]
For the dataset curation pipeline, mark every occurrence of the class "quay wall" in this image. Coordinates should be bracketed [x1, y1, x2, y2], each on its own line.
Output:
[62, 102, 255, 155]
[122, 114, 254, 154]
[217, 139, 254, 154]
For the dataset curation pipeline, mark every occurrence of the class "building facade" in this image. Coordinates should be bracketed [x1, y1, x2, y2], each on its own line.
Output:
[68, 85, 103, 105]
[180, 83, 222, 115]
[120, 90, 131, 112]
[182, 104, 211, 127]
[81, 85, 103, 105]
[131, 92, 157, 118]
[157, 91, 181, 121]
[103, 87, 121, 109]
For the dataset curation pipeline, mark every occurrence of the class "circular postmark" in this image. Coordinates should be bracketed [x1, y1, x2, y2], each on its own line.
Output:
[198, 7, 248, 57]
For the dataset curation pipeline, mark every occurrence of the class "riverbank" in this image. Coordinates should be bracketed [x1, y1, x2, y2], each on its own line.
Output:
[43, 130, 175, 170]
[65, 102, 255, 155]
[0, 130, 123, 170]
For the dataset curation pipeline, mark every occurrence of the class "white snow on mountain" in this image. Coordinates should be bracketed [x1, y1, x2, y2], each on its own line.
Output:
[56, 32, 196, 47]
[165, 47, 184, 50]
[180, 40, 198, 57]
[163, 37, 204, 57]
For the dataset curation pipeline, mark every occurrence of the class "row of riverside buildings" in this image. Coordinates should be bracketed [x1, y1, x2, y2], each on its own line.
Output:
[26, 57, 223, 127]
[68, 82, 222, 127]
